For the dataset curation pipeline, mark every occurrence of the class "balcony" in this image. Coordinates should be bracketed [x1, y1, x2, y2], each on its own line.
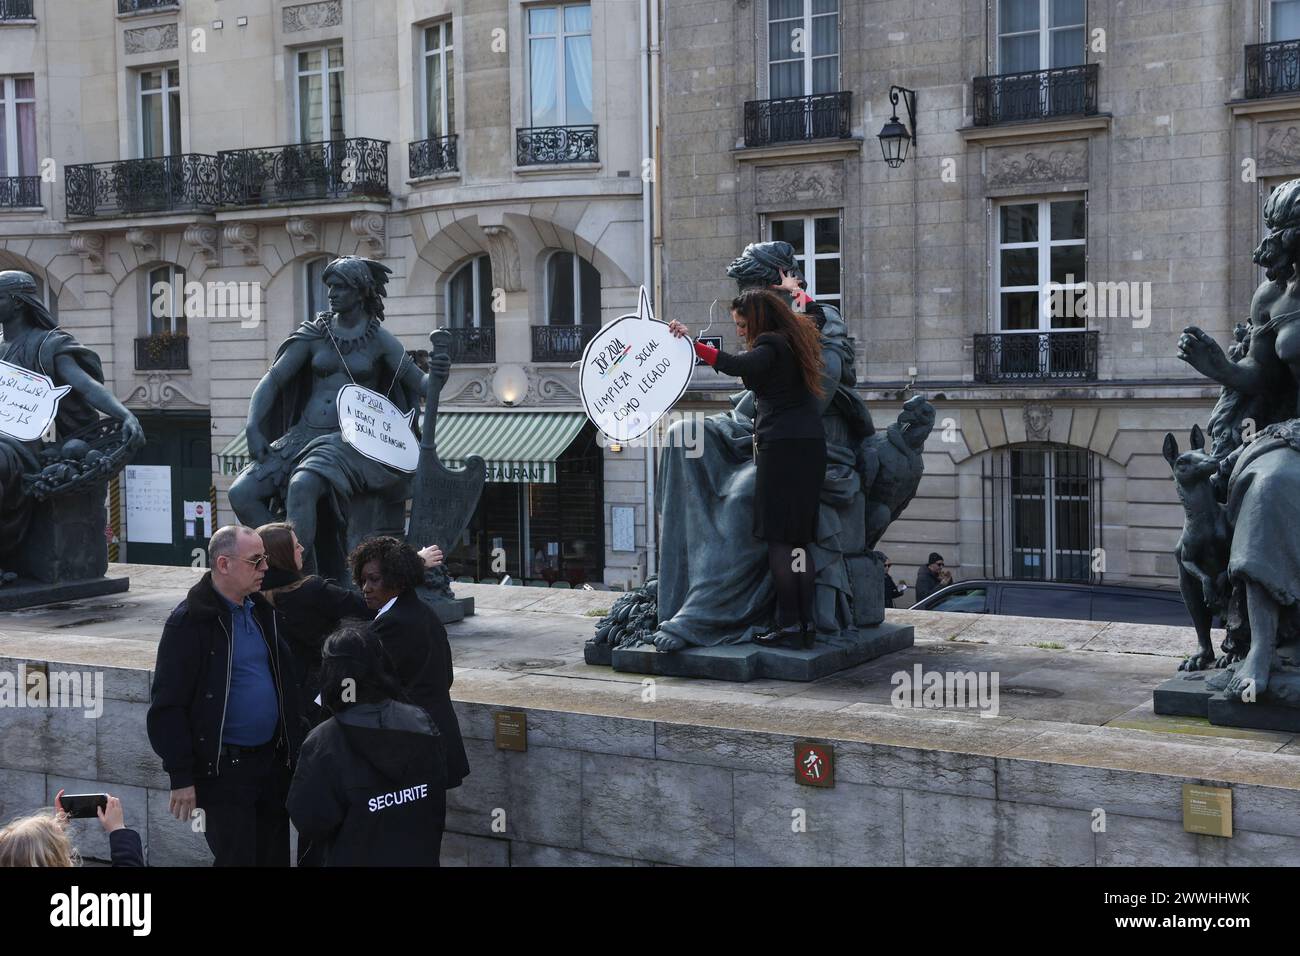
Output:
[973, 331, 1099, 384]
[409, 134, 458, 178]
[135, 333, 189, 371]
[743, 91, 852, 147]
[117, 0, 177, 12]
[0, 0, 34, 19]
[973, 64, 1099, 127]
[1246, 39, 1300, 99]
[0, 176, 40, 208]
[217, 138, 389, 206]
[65, 154, 219, 219]
[445, 326, 495, 364]
[532, 324, 600, 362]
[516, 126, 598, 166]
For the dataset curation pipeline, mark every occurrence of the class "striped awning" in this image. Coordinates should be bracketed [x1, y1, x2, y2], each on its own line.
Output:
[215, 411, 588, 484]
[438, 411, 587, 483]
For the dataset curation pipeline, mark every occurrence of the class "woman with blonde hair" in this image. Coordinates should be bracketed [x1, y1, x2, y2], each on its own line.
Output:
[0, 792, 143, 867]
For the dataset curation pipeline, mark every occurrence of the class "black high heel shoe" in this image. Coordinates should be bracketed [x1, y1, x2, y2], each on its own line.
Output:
[753, 623, 803, 647]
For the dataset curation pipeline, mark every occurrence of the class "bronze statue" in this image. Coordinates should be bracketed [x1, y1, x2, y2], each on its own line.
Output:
[0, 269, 144, 587]
[229, 256, 450, 579]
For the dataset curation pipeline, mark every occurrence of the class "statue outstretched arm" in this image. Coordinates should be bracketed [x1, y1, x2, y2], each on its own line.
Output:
[245, 337, 311, 461]
[1177, 325, 1273, 395]
[392, 337, 449, 400]
[53, 353, 145, 449]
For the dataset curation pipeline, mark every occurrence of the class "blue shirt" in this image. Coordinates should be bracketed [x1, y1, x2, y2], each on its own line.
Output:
[219, 594, 280, 746]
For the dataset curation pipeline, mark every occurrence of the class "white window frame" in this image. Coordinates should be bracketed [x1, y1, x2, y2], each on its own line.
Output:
[993, 196, 1086, 334]
[421, 20, 454, 140]
[147, 263, 187, 336]
[764, 211, 842, 311]
[295, 44, 345, 144]
[304, 256, 330, 324]
[996, 0, 1085, 74]
[446, 255, 491, 329]
[763, 0, 841, 99]
[543, 250, 599, 325]
[0, 76, 35, 177]
[1006, 446, 1093, 582]
[137, 66, 181, 158]
[1269, 0, 1300, 41]
[525, 2, 592, 127]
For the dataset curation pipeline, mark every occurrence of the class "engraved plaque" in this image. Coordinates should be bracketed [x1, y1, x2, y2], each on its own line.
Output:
[1183, 783, 1232, 837]
[494, 710, 528, 751]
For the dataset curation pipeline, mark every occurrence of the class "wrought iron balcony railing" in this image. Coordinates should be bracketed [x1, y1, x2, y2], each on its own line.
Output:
[0, 0, 35, 19]
[135, 334, 189, 371]
[743, 91, 852, 147]
[532, 323, 600, 362]
[117, 0, 178, 12]
[973, 64, 1099, 126]
[445, 326, 495, 364]
[1246, 39, 1300, 99]
[217, 138, 389, 206]
[65, 154, 219, 218]
[0, 176, 40, 207]
[973, 331, 1099, 383]
[409, 134, 458, 178]
[516, 125, 598, 165]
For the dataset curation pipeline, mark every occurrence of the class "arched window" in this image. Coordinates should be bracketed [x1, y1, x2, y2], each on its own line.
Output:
[446, 254, 495, 329]
[146, 264, 187, 336]
[305, 256, 330, 322]
[545, 250, 600, 325]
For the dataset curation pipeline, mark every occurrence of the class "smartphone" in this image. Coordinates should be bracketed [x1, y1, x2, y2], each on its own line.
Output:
[60, 793, 108, 819]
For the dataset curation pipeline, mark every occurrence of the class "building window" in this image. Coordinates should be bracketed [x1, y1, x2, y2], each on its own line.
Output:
[766, 0, 839, 98]
[297, 45, 345, 143]
[767, 212, 841, 312]
[996, 197, 1085, 333]
[526, 3, 592, 127]
[147, 264, 187, 336]
[545, 251, 600, 325]
[0, 76, 36, 177]
[983, 444, 1099, 584]
[139, 67, 181, 158]
[423, 22, 455, 140]
[305, 256, 330, 322]
[997, 0, 1084, 73]
[1272, 0, 1300, 41]
[447, 255, 495, 329]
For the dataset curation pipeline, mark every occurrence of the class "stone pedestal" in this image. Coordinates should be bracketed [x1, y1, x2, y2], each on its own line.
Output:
[1153, 663, 1300, 733]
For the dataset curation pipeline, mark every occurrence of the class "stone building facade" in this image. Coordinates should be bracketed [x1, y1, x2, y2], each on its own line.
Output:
[656, 0, 1299, 591]
[0, 0, 654, 585]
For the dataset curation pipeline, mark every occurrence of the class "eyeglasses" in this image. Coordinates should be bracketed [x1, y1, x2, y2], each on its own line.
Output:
[236, 554, 269, 569]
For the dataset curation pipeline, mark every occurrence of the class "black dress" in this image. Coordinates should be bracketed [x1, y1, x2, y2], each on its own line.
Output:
[711, 331, 826, 544]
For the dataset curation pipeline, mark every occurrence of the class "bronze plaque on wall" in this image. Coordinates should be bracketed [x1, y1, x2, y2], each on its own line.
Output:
[494, 711, 528, 752]
[1183, 784, 1232, 837]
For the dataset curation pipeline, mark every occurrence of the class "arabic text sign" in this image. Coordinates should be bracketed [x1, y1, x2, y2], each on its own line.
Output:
[579, 315, 694, 443]
[0, 359, 71, 442]
[336, 385, 419, 473]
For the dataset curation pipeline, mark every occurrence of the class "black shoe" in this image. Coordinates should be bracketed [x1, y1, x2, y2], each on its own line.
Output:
[753, 624, 803, 647]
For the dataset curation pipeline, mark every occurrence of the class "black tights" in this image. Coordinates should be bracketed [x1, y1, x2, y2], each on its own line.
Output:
[768, 542, 816, 631]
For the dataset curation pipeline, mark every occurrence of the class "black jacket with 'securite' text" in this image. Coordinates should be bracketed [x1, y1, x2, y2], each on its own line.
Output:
[146, 572, 304, 790]
[287, 699, 447, 866]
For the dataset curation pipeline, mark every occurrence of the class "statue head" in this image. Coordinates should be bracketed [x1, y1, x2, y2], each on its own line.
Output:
[1254, 179, 1300, 285]
[321, 256, 392, 321]
[726, 241, 802, 292]
[0, 270, 57, 331]
[895, 395, 936, 449]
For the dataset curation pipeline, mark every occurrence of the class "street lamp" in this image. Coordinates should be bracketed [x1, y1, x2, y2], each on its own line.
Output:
[878, 85, 917, 168]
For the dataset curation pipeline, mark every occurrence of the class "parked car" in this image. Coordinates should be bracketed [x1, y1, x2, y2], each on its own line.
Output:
[907, 579, 1196, 627]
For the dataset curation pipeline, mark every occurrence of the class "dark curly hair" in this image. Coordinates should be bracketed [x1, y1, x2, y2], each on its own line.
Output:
[348, 535, 426, 592]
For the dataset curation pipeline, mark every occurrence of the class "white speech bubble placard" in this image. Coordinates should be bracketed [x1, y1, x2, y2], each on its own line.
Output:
[0, 358, 72, 442]
[336, 384, 419, 473]
[579, 287, 694, 443]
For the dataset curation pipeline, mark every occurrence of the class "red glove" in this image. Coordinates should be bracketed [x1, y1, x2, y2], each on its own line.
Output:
[793, 289, 815, 308]
[694, 339, 719, 365]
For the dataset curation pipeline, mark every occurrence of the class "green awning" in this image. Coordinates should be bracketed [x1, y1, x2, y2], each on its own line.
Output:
[215, 411, 588, 484]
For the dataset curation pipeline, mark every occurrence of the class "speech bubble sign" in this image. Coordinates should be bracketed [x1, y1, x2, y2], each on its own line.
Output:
[336, 384, 419, 473]
[579, 287, 694, 443]
[0, 359, 72, 442]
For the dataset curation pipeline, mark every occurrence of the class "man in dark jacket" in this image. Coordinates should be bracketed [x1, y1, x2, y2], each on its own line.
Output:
[288, 626, 447, 865]
[147, 525, 304, 866]
[915, 552, 950, 602]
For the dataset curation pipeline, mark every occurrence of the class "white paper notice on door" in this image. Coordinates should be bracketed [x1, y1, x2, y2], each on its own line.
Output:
[125, 464, 173, 544]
